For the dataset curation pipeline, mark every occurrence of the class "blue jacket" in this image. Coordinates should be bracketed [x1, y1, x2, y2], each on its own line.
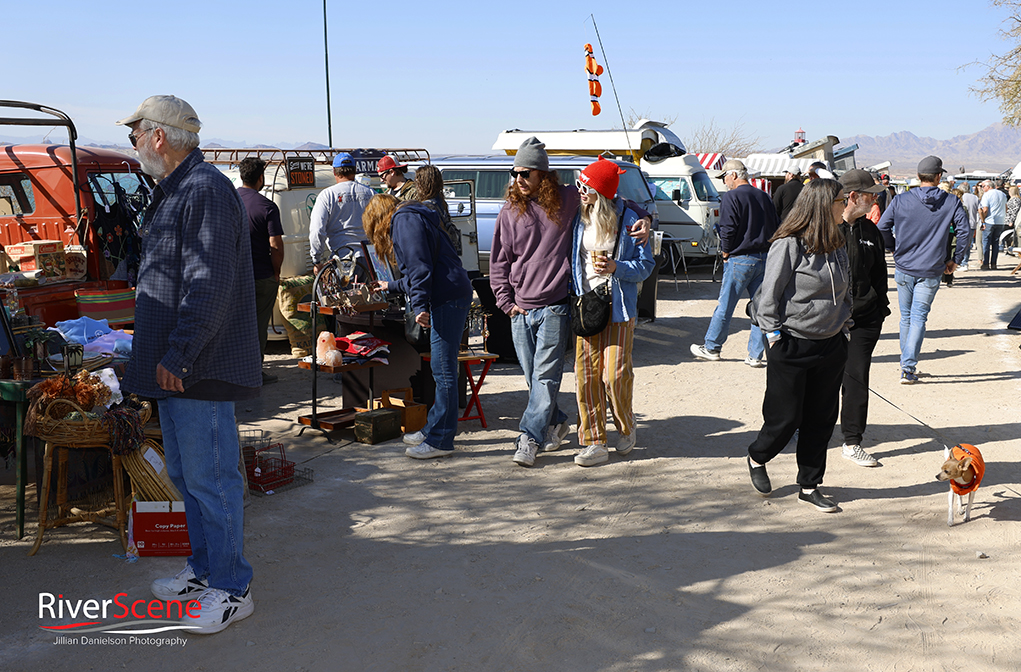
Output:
[877, 186, 970, 279]
[570, 199, 655, 323]
[391, 202, 472, 313]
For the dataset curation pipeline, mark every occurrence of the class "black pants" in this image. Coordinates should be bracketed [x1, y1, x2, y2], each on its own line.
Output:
[748, 333, 848, 488]
[840, 320, 883, 446]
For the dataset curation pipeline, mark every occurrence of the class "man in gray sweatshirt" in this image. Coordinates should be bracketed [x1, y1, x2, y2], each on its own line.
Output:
[877, 156, 970, 384]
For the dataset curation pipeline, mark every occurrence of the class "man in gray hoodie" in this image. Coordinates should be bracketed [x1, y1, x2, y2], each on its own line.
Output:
[877, 156, 970, 384]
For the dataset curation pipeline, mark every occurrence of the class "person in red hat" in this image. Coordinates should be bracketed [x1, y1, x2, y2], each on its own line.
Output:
[570, 157, 655, 467]
[377, 155, 418, 202]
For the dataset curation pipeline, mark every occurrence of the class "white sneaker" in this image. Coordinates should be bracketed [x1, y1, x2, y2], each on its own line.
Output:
[151, 563, 208, 601]
[187, 586, 254, 635]
[512, 435, 539, 467]
[842, 443, 879, 467]
[402, 430, 426, 445]
[405, 443, 453, 459]
[575, 444, 609, 467]
[615, 431, 637, 455]
[542, 421, 571, 452]
[743, 356, 766, 368]
[690, 343, 721, 361]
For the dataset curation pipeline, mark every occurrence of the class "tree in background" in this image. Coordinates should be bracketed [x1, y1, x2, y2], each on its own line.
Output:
[969, 0, 1021, 125]
[683, 117, 763, 157]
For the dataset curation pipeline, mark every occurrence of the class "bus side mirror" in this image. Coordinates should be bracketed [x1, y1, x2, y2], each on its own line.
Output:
[671, 189, 681, 202]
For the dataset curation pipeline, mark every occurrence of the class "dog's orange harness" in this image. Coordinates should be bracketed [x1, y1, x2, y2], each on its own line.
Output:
[950, 444, 984, 496]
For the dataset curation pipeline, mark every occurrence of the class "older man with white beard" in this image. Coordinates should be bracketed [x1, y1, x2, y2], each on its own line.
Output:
[836, 170, 890, 468]
[117, 95, 259, 634]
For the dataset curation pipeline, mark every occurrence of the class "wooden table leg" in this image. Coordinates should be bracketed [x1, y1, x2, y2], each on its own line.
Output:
[28, 442, 54, 556]
[460, 359, 494, 428]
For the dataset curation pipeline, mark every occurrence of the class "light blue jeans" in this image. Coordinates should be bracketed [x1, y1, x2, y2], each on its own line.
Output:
[704, 253, 767, 360]
[158, 396, 252, 596]
[894, 270, 941, 373]
[511, 303, 571, 443]
[424, 296, 472, 450]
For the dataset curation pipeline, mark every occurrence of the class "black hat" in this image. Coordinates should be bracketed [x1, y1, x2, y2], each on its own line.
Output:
[839, 169, 886, 194]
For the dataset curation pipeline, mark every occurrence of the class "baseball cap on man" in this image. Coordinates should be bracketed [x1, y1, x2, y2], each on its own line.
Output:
[712, 159, 746, 179]
[839, 169, 886, 194]
[116, 95, 201, 133]
[786, 166, 802, 176]
[917, 155, 946, 175]
[376, 155, 407, 174]
[333, 152, 355, 169]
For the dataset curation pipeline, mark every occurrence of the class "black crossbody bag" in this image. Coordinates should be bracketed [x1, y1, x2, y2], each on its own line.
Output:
[570, 213, 623, 337]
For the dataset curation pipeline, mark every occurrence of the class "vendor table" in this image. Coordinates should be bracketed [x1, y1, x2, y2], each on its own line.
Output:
[421, 351, 498, 428]
[0, 378, 37, 540]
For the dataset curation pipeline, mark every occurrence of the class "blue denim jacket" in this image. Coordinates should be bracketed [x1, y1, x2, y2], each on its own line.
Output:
[570, 199, 655, 323]
[122, 148, 261, 399]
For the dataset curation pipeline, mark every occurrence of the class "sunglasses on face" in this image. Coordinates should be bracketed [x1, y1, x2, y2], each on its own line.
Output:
[128, 128, 153, 148]
[509, 169, 531, 180]
[575, 179, 596, 195]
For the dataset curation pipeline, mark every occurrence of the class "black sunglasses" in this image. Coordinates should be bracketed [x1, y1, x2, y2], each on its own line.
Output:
[128, 128, 153, 148]
[509, 169, 531, 180]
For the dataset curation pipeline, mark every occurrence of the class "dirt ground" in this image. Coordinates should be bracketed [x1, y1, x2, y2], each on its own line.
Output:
[2, 251, 1020, 672]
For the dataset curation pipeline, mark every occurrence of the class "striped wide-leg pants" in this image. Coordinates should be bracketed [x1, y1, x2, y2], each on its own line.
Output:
[575, 318, 636, 446]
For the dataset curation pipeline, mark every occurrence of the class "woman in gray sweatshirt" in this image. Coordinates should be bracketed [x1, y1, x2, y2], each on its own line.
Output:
[745, 179, 853, 513]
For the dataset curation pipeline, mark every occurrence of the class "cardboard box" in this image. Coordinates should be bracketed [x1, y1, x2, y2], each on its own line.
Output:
[6, 240, 66, 279]
[132, 501, 192, 556]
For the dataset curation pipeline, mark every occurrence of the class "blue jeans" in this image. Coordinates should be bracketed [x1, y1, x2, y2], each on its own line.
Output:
[894, 270, 940, 373]
[424, 297, 472, 450]
[158, 397, 252, 596]
[982, 224, 1005, 267]
[704, 253, 767, 359]
[511, 303, 571, 443]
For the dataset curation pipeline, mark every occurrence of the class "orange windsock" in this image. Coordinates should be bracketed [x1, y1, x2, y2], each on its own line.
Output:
[584, 43, 603, 116]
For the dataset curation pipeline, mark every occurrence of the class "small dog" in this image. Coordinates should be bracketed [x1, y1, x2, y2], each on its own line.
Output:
[936, 444, 985, 526]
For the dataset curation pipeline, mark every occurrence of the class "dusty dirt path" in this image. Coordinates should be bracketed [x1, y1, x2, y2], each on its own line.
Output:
[2, 253, 1019, 671]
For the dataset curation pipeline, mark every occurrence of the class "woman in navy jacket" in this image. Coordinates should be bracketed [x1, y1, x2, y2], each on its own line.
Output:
[363, 194, 472, 459]
[569, 158, 655, 467]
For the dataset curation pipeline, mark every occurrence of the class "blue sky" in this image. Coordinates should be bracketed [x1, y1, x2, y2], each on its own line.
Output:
[4, 1, 1014, 153]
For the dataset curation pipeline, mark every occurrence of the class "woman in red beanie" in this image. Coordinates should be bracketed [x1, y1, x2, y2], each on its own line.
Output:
[570, 157, 656, 466]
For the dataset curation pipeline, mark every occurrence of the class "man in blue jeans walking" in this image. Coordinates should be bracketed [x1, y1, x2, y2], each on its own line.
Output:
[691, 159, 778, 367]
[118, 96, 260, 634]
[877, 156, 970, 384]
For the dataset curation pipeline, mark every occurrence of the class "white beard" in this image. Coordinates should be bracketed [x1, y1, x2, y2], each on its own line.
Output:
[136, 142, 169, 180]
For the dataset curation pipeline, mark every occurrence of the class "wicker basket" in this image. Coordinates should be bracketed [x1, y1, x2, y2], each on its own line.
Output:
[33, 399, 152, 448]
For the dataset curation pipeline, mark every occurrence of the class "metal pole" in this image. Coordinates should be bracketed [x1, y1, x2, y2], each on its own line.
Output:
[323, 0, 333, 148]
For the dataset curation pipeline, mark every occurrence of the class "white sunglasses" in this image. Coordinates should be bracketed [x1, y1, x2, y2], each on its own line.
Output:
[575, 179, 597, 195]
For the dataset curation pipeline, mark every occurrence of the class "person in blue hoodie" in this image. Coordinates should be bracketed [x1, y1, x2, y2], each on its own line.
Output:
[570, 158, 655, 467]
[877, 156, 970, 385]
[363, 193, 473, 459]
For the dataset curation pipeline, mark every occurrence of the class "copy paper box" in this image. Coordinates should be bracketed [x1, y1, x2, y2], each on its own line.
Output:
[6, 240, 66, 278]
[132, 501, 192, 556]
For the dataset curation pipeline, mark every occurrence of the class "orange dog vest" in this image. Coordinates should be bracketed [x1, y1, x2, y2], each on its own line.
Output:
[949, 444, 984, 496]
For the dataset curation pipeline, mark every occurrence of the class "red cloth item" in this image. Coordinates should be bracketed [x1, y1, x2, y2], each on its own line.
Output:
[335, 331, 391, 357]
[579, 156, 625, 200]
[949, 444, 984, 496]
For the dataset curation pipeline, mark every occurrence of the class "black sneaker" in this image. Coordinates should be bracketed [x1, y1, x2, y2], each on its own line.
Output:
[747, 456, 771, 496]
[799, 489, 837, 512]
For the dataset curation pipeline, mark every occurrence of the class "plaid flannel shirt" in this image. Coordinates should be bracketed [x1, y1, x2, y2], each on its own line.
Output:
[122, 148, 261, 399]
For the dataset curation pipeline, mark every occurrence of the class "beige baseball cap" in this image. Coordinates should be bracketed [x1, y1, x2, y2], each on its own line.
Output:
[116, 95, 202, 133]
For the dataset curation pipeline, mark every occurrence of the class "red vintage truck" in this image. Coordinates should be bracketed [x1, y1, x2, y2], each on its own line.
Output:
[1, 101, 150, 325]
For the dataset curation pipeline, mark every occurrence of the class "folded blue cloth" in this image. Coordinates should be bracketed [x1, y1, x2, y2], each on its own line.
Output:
[55, 316, 112, 344]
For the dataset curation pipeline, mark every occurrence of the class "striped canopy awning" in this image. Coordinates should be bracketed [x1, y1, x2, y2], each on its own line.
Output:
[695, 153, 727, 171]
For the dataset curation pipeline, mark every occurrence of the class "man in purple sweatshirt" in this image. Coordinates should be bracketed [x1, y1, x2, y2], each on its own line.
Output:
[491, 137, 649, 467]
[877, 156, 970, 384]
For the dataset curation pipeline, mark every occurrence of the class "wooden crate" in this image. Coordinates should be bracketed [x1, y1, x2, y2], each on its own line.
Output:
[353, 408, 401, 445]
[370, 388, 427, 433]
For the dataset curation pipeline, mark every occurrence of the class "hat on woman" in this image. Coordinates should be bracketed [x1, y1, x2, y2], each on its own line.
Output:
[579, 156, 626, 200]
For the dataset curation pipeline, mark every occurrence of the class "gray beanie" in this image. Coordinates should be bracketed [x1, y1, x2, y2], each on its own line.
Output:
[514, 136, 549, 172]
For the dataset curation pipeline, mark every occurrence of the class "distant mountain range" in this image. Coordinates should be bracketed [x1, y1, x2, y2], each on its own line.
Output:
[0, 133, 328, 152]
[841, 123, 1021, 176]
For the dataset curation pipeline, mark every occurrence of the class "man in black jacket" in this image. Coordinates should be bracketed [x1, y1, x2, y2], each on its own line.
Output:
[837, 169, 890, 467]
[772, 167, 803, 223]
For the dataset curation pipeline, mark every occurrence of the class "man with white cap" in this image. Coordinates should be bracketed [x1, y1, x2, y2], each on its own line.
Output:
[377, 155, 418, 202]
[691, 159, 778, 367]
[309, 152, 375, 276]
[877, 155, 970, 384]
[116, 95, 259, 634]
[772, 166, 803, 223]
